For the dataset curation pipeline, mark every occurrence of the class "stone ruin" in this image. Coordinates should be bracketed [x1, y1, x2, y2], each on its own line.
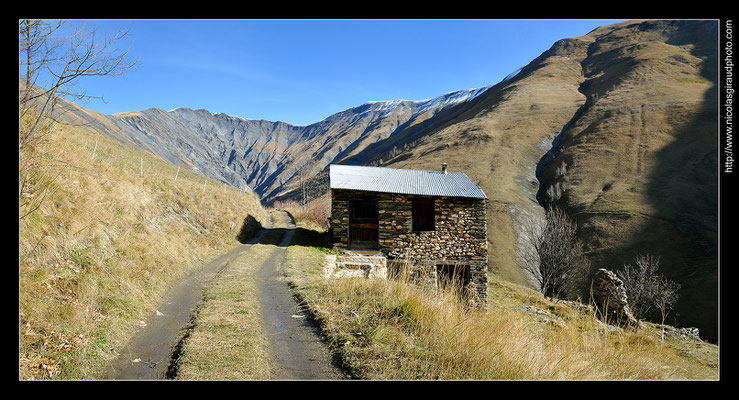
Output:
[592, 268, 639, 327]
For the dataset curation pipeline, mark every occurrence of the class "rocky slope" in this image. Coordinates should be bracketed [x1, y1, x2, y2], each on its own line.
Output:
[58, 85, 492, 203]
[55, 19, 719, 341]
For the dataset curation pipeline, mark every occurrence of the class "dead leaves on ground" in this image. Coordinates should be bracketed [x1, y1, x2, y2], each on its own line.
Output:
[19, 315, 86, 380]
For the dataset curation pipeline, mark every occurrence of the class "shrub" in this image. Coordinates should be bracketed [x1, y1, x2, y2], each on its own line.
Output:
[617, 254, 680, 329]
[273, 197, 330, 230]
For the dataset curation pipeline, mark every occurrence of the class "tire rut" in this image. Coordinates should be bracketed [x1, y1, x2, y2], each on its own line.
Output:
[102, 216, 272, 380]
[256, 211, 348, 380]
[103, 210, 345, 380]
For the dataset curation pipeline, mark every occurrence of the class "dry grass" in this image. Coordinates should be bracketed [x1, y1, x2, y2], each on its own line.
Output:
[18, 121, 267, 379]
[281, 224, 718, 381]
[173, 244, 277, 380]
[272, 196, 330, 231]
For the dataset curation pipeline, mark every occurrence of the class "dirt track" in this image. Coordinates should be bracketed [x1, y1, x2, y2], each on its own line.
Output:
[255, 211, 347, 380]
[103, 210, 345, 380]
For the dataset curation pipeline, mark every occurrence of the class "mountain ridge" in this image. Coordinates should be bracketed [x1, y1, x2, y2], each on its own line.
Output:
[53, 19, 719, 341]
[61, 83, 495, 202]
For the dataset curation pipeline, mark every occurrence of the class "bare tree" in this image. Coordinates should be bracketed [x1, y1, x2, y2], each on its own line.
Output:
[295, 160, 314, 207]
[654, 276, 680, 339]
[519, 205, 589, 299]
[19, 19, 138, 219]
[617, 254, 680, 338]
[616, 254, 658, 320]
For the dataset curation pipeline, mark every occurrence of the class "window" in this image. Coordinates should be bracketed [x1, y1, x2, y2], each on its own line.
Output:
[412, 198, 435, 231]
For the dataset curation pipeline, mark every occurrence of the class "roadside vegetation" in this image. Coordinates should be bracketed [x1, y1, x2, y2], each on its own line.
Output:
[281, 209, 718, 380]
[18, 120, 267, 379]
[272, 196, 331, 232]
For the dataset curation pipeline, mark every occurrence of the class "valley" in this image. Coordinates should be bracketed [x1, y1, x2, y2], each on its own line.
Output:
[55, 19, 719, 342]
[19, 19, 720, 380]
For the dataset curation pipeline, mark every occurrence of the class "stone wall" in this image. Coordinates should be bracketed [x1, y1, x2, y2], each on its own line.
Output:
[330, 189, 488, 307]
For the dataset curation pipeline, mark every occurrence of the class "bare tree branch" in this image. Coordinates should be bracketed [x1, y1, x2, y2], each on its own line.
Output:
[19, 19, 138, 219]
[518, 205, 589, 299]
[617, 254, 680, 330]
[20, 20, 138, 148]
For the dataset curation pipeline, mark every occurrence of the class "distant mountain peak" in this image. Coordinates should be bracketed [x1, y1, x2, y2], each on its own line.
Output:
[356, 85, 492, 120]
[364, 85, 491, 110]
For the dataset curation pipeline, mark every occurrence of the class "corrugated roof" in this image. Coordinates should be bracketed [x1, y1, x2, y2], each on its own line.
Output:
[329, 164, 487, 199]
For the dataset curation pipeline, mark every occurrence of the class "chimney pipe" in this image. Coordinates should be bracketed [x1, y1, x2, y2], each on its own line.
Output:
[441, 163, 448, 174]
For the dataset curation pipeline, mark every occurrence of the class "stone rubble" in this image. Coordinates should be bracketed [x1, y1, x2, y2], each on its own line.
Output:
[592, 268, 639, 327]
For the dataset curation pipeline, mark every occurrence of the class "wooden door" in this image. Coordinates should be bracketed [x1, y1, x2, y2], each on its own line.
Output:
[349, 200, 378, 250]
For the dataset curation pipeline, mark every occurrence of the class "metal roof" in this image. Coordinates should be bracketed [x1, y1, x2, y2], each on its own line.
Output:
[329, 164, 487, 199]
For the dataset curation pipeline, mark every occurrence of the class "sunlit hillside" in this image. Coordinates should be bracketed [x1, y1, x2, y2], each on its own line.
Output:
[18, 118, 267, 379]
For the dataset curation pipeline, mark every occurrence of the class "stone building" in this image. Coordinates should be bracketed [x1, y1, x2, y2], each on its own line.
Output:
[329, 164, 488, 307]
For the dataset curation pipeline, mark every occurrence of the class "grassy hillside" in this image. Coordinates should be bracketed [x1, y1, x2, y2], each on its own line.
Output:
[377, 20, 718, 341]
[536, 20, 718, 341]
[280, 220, 718, 380]
[18, 120, 267, 380]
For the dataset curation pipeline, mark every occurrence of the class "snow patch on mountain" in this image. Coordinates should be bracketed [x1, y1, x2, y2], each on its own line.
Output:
[501, 67, 523, 84]
[363, 85, 491, 119]
[415, 86, 491, 114]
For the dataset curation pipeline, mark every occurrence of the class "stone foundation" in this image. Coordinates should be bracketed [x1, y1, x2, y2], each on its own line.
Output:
[387, 259, 488, 309]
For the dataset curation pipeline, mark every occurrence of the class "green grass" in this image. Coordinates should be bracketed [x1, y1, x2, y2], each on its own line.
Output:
[675, 77, 712, 84]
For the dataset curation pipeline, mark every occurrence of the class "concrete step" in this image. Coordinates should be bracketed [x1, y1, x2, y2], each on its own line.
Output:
[324, 253, 387, 279]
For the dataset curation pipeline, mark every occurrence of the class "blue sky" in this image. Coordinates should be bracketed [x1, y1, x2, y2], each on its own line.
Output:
[77, 19, 623, 126]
